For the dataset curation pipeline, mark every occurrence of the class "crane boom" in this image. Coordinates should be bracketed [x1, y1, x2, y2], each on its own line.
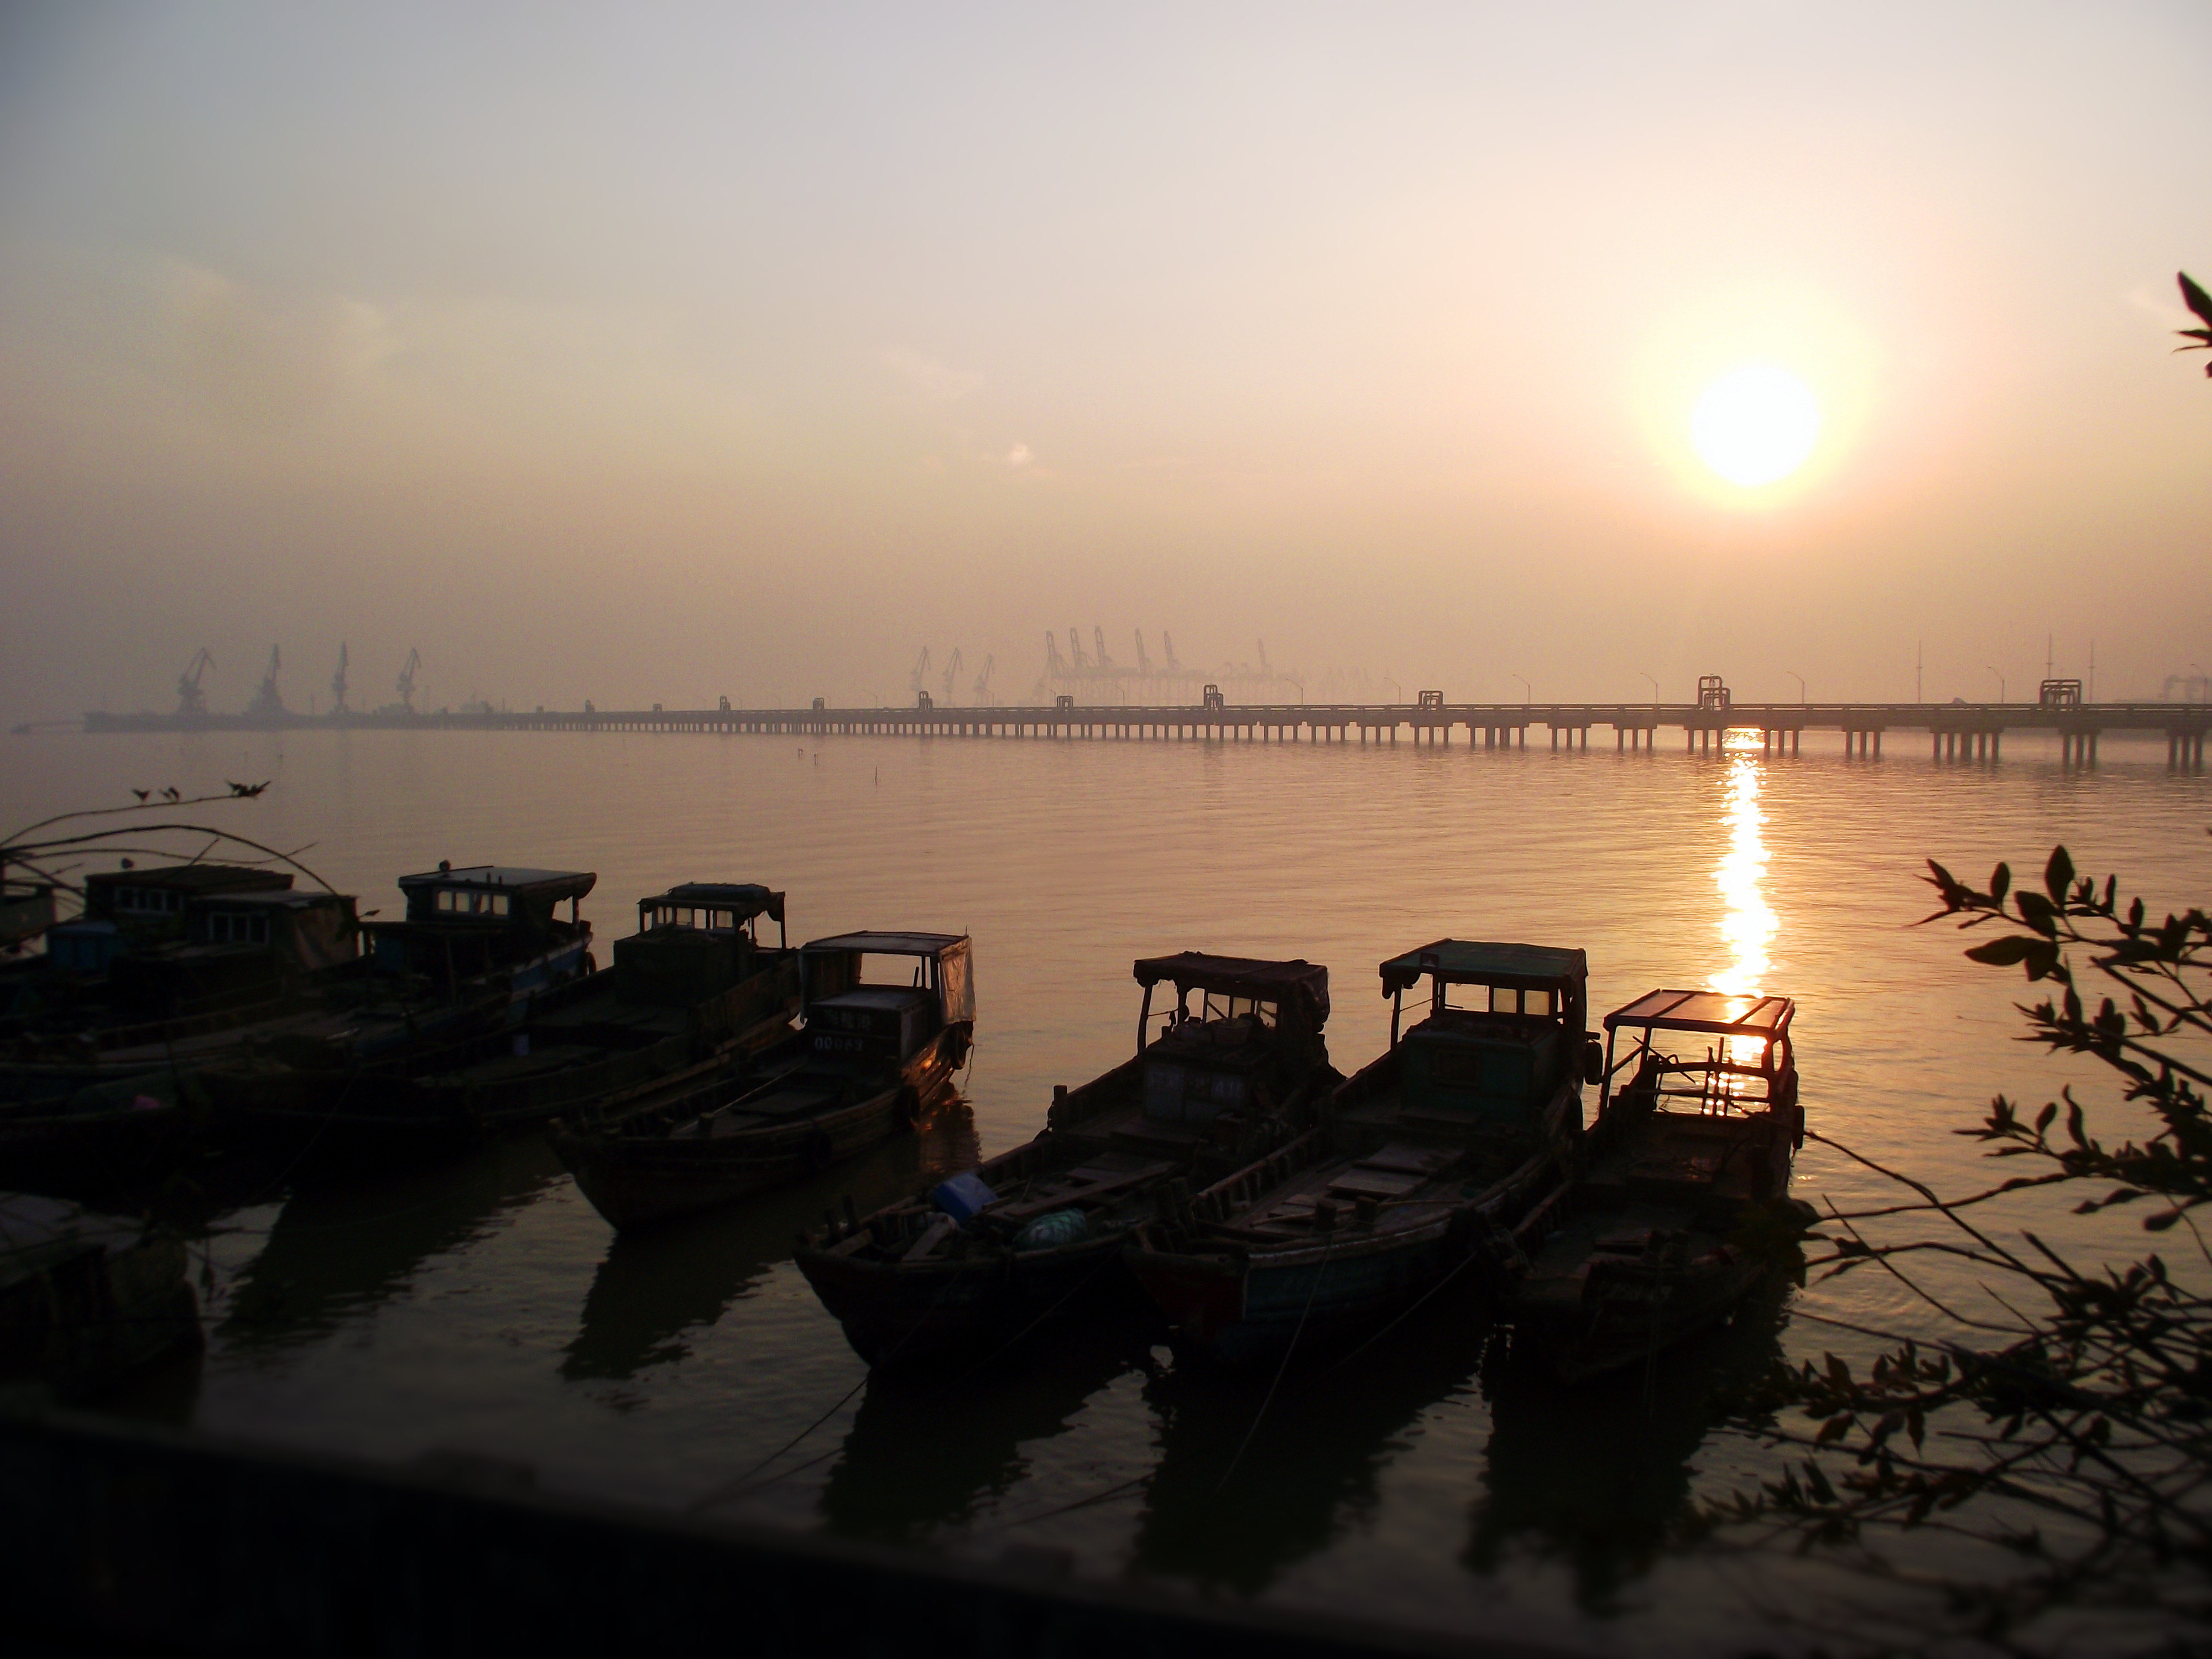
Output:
[176, 648, 215, 718]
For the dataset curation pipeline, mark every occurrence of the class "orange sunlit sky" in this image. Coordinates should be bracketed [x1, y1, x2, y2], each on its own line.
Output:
[2, 3, 2208, 717]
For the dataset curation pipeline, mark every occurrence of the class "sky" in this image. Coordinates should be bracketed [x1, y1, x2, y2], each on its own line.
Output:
[1, 1, 2208, 717]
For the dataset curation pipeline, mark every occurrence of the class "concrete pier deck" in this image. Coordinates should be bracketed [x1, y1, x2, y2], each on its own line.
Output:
[69, 700, 2211, 766]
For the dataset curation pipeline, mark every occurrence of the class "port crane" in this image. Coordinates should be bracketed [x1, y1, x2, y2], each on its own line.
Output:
[909, 647, 932, 698]
[245, 647, 285, 718]
[1134, 630, 1153, 677]
[175, 649, 214, 718]
[971, 654, 996, 705]
[939, 648, 963, 705]
[396, 648, 421, 713]
[330, 643, 349, 713]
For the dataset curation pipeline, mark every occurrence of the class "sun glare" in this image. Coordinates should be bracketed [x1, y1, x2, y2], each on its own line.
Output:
[1692, 363, 1820, 488]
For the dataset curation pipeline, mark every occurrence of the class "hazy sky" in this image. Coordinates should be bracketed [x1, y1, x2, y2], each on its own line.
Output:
[2, 2, 2207, 716]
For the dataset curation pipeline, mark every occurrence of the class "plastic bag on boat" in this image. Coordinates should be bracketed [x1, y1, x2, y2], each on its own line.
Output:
[1012, 1209, 1091, 1251]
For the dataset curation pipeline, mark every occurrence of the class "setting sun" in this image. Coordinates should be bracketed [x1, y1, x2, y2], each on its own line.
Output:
[1692, 363, 1821, 488]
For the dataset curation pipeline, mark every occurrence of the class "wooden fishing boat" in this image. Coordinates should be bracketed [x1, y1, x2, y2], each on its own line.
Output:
[0, 869, 376, 1194]
[1124, 941, 1597, 1365]
[550, 930, 974, 1230]
[212, 879, 802, 1176]
[2, 866, 364, 1105]
[0, 1190, 201, 1398]
[792, 953, 1333, 1368]
[1506, 988, 1808, 1384]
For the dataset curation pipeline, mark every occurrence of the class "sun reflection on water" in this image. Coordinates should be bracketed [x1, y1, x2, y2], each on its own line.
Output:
[1715, 732, 1776, 996]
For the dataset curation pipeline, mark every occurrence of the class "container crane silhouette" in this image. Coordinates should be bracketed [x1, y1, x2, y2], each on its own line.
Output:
[971, 654, 996, 705]
[909, 646, 932, 697]
[1092, 626, 1114, 671]
[1134, 630, 1153, 676]
[176, 648, 214, 718]
[396, 648, 421, 713]
[330, 643, 349, 713]
[940, 648, 963, 705]
[1163, 631, 1181, 672]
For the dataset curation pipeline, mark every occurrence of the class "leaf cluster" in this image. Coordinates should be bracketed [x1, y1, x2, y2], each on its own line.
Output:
[2179, 272, 2212, 378]
[1713, 841, 2212, 1651]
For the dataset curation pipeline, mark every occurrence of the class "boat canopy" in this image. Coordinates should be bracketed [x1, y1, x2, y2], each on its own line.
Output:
[804, 930, 966, 958]
[1604, 989, 1794, 1040]
[1379, 940, 1587, 997]
[639, 883, 784, 939]
[654, 883, 782, 920]
[801, 931, 974, 1026]
[1132, 952, 1330, 1026]
[398, 864, 597, 904]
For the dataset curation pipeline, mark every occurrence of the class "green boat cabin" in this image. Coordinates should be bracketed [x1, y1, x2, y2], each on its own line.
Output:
[1378, 940, 1593, 1133]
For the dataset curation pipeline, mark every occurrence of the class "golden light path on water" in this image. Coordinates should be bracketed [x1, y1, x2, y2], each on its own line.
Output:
[1715, 731, 1776, 999]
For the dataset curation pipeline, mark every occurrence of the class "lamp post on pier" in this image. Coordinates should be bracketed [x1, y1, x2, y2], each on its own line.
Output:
[1512, 674, 1530, 706]
[1641, 672, 1659, 705]
[1986, 666, 2006, 704]
[1787, 671, 1806, 705]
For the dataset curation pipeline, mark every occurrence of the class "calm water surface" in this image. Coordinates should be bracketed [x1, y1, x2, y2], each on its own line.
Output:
[10, 725, 2209, 1653]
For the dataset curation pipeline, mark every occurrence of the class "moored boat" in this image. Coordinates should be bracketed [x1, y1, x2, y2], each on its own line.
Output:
[793, 953, 1333, 1368]
[214, 878, 802, 1176]
[0, 1190, 201, 1397]
[1124, 941, 1596, 1365]
[1506, 987, 1808, 1384]
[0, 867, 371, 1194]
[550, 930, 974, 1230]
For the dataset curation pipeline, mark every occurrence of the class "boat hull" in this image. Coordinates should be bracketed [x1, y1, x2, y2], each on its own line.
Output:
[1125, 1213, 1476, 1366]
[795, 1227, 1130, 1369]
[216, 969, 800, 1180]
[552, 1024, 968, 1232]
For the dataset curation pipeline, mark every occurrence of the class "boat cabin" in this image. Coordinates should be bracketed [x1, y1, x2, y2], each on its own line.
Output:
[370, 863, 596, 992]
[1597, 989, 1797, 1119]
[1378, 941, 1594, 1134]
[1131, 953, 1331, 1129]
[50, 864, 295, 974]
[1592, 989, 1802, 1206]
[1, 879, 56, 952]
[108, 888, 362, 1016]
[612, 883, 790, 1007]
[801, 931, 974, 1068]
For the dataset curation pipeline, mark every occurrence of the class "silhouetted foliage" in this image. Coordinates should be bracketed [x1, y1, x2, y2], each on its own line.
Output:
[1714, 842, 2212, 1651]
[2176, 272, 2212, 377]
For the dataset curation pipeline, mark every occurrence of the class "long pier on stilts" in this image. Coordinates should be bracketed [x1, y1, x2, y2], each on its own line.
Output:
[66, 685, 2212, 769]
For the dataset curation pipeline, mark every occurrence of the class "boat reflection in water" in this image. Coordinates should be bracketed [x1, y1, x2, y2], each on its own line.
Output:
[1466, 1276, 1792, 1612]
[217, 1136, 567, 1354]
[564, 1097, 980, 1383]
[816, 1303, 1157, 1547]
[1131, 1269, 1491, 1593]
